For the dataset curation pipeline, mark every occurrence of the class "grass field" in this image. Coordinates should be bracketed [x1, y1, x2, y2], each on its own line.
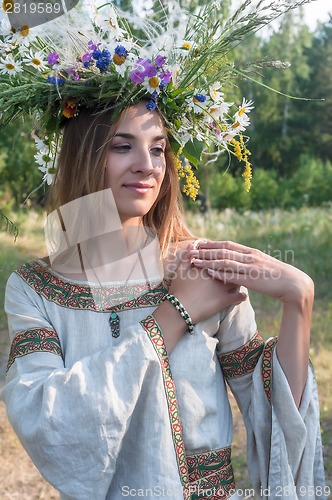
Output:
[0, 206, 331, 496]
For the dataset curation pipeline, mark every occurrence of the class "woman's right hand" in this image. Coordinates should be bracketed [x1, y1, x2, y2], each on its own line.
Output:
[153, 246, 247, 352]
[168, 248, 248, 325]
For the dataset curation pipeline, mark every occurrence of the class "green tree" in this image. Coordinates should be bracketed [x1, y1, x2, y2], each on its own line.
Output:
[228, 6, 314, 176]
[0, 118, 45, 206]
[303, 16, 332, 161]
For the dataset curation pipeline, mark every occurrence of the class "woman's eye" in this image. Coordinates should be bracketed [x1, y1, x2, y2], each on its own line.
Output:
[112, 144, 131, 152]
[151, 147, 165, 156]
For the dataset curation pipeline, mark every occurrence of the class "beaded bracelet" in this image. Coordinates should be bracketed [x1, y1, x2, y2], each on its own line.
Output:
[163, 293, 194, 334]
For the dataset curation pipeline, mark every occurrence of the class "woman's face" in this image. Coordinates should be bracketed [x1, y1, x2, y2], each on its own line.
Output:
[105, 101, 167, 227]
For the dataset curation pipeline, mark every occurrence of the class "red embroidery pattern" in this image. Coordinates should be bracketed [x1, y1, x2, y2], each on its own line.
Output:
[218, 332, 264, 379]
[16, 261, 167, 312]
[140, 315, 190, 498]
[7, 327, 62, 372]
[187, 447, 235, 499]
[261, 337, 278, 405]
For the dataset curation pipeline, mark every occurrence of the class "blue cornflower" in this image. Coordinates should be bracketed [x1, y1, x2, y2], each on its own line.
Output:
[96, 59, 110, 71]
[193, 94, 207, 102]
[146, 100, 157, 111]
[47, 76, 65, 85]
[92, 50, 103, 60]
[101, 49, 111, 61]
[150, 91, 158, 100]
[114, 45, 128, 58]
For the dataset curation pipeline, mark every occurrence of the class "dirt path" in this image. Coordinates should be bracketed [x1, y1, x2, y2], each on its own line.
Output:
[0, 401, 59, 499]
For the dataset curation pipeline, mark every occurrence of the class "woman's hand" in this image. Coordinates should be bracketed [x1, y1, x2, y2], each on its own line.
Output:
[154, 246, 248, 352]
[188, 239, 314, 406]
[167, 248, 248, 325]
[188, 240, 314, 305]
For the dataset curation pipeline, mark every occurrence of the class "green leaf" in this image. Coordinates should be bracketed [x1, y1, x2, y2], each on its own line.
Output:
[182, 139, 204, 167]
[0, 212, 18, 241]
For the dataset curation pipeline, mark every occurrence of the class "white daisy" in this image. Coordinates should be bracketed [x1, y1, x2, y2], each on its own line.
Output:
[34, 137, 50, 154]
[0, 54, 23, 75]
[177, 40, 194, 57]
[141, 75, 162, 95]
[22, 50, 48, 71]
[0, 39, 14, 56]
[209, 82, 224, 102]
[95, 5, 124, 38]
[35, 150, 52, 167]
[235, 98, 255, 118]
[38, 166, 55, 185]
[207, 101, 232, 120]
[10, 25, 37, 47]
[231, 114, 251, 134]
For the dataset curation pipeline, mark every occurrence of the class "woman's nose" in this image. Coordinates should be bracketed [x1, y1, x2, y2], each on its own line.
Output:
[131, 147, 155, 174]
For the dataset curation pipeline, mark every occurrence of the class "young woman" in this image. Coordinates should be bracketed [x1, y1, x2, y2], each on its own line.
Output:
[2, 101, 327, 499]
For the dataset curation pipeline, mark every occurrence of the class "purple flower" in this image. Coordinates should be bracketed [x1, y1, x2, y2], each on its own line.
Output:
[130, 70, 144, 84]
[146, 99, 157, 111]
[82, 52, 92, 63]
[114, 45, 128, 58]
[155, 54, 166, 67]
[88, 40, 98, 51]
[130, 58, 157, 83]
[47, 52, 59, 66]
[159, 70, 172, 84]
[150, 91, 158, 99]
[146, 65, 157, 78]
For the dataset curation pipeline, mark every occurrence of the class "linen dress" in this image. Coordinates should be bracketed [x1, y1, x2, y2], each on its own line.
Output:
[1, 258, 327, 500]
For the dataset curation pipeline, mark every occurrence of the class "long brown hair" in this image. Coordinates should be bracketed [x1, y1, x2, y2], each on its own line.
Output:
[47, 104, 194, 258]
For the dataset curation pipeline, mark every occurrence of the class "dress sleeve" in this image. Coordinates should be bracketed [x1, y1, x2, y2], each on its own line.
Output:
[215, 295, 327, 499]
[1, 272, 162, 499]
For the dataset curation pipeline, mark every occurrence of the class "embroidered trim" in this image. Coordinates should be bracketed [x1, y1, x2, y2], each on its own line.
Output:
[7, 327, 62, 372]
[261, 337, 278, 405]
[15, 261, 167, 312]
[187, 446, 236, 499]
[140, 314, 190, 498]
[218, 332, 264, 379]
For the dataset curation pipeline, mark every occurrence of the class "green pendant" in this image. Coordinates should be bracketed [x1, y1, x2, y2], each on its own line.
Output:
[109, 312, 120, 338]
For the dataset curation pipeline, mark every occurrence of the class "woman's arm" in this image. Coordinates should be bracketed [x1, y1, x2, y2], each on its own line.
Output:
[188, 240, 314, 407]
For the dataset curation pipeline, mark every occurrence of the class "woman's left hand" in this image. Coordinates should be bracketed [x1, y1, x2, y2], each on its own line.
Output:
[188, 240, 314, 305]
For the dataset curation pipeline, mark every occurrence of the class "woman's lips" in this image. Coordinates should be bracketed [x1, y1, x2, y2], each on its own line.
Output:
[123, 183, 152, 194]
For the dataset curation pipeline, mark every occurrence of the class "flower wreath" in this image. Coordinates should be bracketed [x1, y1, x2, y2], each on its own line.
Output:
[0, 0, 309, 199]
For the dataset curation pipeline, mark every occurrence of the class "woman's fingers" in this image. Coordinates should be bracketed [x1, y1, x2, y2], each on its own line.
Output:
[192, 258, 249, 274]
[195, 240, 253, 254]
[189, 248, 254, 264]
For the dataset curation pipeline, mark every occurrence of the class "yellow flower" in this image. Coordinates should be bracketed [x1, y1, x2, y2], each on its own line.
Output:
[242, 162, 252, 192]
[231, 135, 252, 191]
[232, 138, 242, 161]
[175, 149, 199, 199]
